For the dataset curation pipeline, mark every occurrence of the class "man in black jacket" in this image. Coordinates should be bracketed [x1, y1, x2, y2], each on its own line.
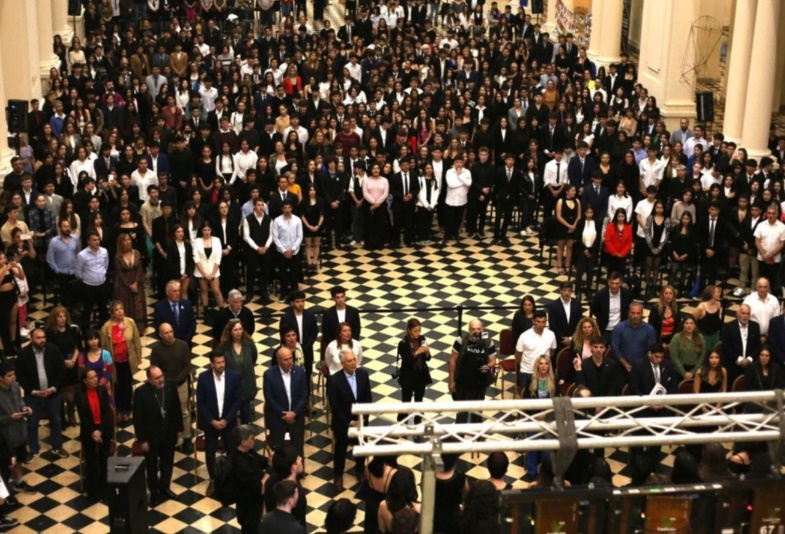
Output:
[230, 425, 269, 534]
[493, 153, 521, 244]
[591, 273, 633, 343]
[259, 480, 306, 534]
[574, 337, 624, 397]
[322, 286, 362, 341]
[279, 290, 319, 379]
[16, 329, 67, 459]
[467, 147, 495, 238]
[390, 158, 420, 247]
[317, 157, 347, 249]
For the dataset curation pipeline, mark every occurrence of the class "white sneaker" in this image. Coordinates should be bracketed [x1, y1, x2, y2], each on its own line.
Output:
[520, 229, 526, 236]
[20, 328, 29, 338]
[349, 240, 357, 246]
[733, 287, 745, 297]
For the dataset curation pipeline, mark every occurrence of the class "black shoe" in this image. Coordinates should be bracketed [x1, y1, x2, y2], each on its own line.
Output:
[179, 439, 194, 454]
[522, 473, 537, 483]
[149, 493, 161, 507]
[0, 517, 19, 531]
[161, 489, 178, 501]
[260, 293, 272, 304]
[3, 496, 17, 507]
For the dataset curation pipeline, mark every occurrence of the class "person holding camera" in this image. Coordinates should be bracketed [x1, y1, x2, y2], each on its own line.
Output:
[449, 319, 497, 424]
[396, 318, 433, 424]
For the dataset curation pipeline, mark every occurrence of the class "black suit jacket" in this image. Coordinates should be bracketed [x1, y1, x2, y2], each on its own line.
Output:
[212, 306, 256, 340]
[591, 288, 633, 332]
[721, 320, 762, 381]
[698, 216, 727, 253]
[568, 155, 596, 188]
[268, 189, 297, 220]
[547, 298, 583, 343]
[390, 172, 421, 207]
[494, 166, 521, 205]
[279, 308, 319, 367]
[132, 381, 183, 446]
[153, 298, 196, 346]
[212, 215, 241, 252]
[575, 358, 625, 397]
[327, 368, 372, 431]
[493, 128, 516, 159]
[629, 358, 679, 397]
[322, 305, 362, 341]
[581, 184, 609, 219]
[540, 124, 566, 153]
[94, 156, 119, 178]
[76, 385, 114, 444]
[16, 342, 65, 395]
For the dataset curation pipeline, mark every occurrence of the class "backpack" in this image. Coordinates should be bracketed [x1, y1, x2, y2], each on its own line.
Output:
[213, 453, 238, 506]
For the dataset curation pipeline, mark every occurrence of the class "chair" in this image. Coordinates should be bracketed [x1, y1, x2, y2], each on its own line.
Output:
[80, 405, 117, 493]
[496, 358, 519, 399]
[732, 375, 746, 392]
[566, 383, 578, 397]
[498, 328, 515, 358]
[677, 379, 695, 394]
[621, 384, 632, 396]
[538, 217, 559, 267]
[556, 349, 575, 395]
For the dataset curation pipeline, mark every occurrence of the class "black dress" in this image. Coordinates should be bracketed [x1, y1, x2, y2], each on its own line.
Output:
[433, 471, 466, 534]
[364, 469, 395, 534]
[300, 199, 324, 238]
[46, 326, 82, 387]
[555, 198, 579, 240]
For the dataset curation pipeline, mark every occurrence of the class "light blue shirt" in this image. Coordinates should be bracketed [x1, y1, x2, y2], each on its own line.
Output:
[75, 246, 109, 286]
[46, 235, 79, 275]
[273, 214, 303, 255]
[344, 371, 357, 400]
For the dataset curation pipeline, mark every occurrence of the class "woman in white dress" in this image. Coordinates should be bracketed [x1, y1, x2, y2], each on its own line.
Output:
[325, 322, 364, 375]
[192, 221, 224, 310]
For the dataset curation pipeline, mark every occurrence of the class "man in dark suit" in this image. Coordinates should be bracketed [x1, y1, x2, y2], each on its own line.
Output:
[371, 117, 396, 156]
[493, 153, 520, 244]
[581, 172, 609, 221]
[535, 33, 554, 65]
[197, 352, 242, 497]
[354, 9, 374, 45]
[16, 329, 66, 458]
[721, 303, 762, 383]
[243, 198, 273, 304]
[574, 337, 625, 397]
[698, 201, 727, 290]
[316, 158, 347, 249]
[327, 349, 372, 491]
[269, 175, 298, 220]
[230, 425, 269, 534]
[132, 365, 183, 505]
[153, 279, 197, 347]
[212, 289, 256, 341]
[146, 141, 170, 176]
[259, 480, 307, 534]
[591, 273, 633, 342]
[540, 112, 566, 157]
[278, 290, 318, 379]
[547, 281, 583, 347]
[390, 158, 420, 247]
[567, 141, 596, 193]
[322, 286, 362, 341]
[337, 22, 355, 43]
[264, 347, 308, 457]
[259, 120, 284, 157]
[93, 144, 119, 179]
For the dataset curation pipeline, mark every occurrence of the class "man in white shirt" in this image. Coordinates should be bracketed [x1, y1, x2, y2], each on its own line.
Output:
[743, 277, 782, 338]
[542, 148, 567, 219]
[131, 158, 158, 202]
[755, 204, 785, 295]
[198, 78, 219, 113]
[273, 200, 303, 299]
[243, 198, 273, 303]
[443, 157, 472, 241]
[514, 310, 557, 396]
[344, 55, 362, 83]
[283, 115, 309, 146]
[683, 124, 709, 159]
[639, 146, 664, 193]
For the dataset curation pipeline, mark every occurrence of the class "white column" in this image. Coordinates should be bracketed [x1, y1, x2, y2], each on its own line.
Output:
[636, 0, 697, 131]
[587, 0, 605, 59]
[591, 0, 623, 66]
[542, 0, 559, 36]
[740, 0, 782, 159]
[38, 0, 61, 96]
[0, 46, 16, 179]
[1, 0, 42, 102]
[722, 0, 756, 142]
[51, 0, 74, 46]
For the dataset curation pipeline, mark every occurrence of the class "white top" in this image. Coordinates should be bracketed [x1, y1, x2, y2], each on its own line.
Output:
[754, 219, 785, 262]
[272, 214, 303, 255]
[634, 199, 655, 238]
[177, 241, 186, 275]
[742, 292, 782, 336]
[515, 328, 557, 374]
[608, 290, 622, 331]
[231, 151, 258, 184]
[444, 168, 472, 206]
[607, 195, 634, 221]
[326, 339, 364, 375]
[639, 158, 664, 189]
[543, 158, 567, 188]
[581, 223, 597, 248]
[280, 367, 292, 410]
[193, 236, 223, 279]
[214, 372, 225, 416]
[131, 170, 159, 202]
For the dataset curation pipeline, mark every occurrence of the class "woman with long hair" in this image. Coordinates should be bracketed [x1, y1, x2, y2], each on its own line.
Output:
[648, 285, 682, 344]
[75, 369, 114, 500]
[511, 295, 537, 344]
[693, 349, 727, 397]
[45, 306, 81, 425]
[571, 317, 601, 360]
[668, 316, 705, 380]
[554, 184, 581, 275]
[396, 319, 432, 423]
[113, 232, 146, 326]
[522, 355, 558, 480]
[669, 211, 698, 294]
[166, 224, 194, 298]
[362, 456, 398, 534]
[193, 221, 224, 310]
[378, 467, 421, 534]
[325, 323, 363, 375]
[99, 301, 141, 423]
[603, 208, 633, 278]
[643, 199, 671, 296]
[270, 325, 304, 369]
[218, 319, 258, 424]
[460, 480, 500, 533]
[692, 285, 723, 356]
[78, 328, 114, 398]
[300, 184, 324, 273]
[574, 205, 601, 298]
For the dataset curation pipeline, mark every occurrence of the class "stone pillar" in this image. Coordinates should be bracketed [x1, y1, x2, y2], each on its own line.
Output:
[588, 0, 623, 66]
[587, 0, 605, 59]
[740, 0, 781, 158]
[51, 0, 75, 46]
[771, 2, 785, 112]
[636, 0, 698, 131]
[722, 0, 757, 141]
[1, 0, 42, 102]
[542, 0, 559, 36]
[0, 46, 17, 180]
[38, 0, 61, 96]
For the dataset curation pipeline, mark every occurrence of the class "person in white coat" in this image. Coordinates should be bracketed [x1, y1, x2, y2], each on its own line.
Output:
[193, 221, 225, 310]
[417, 163, 439, 243]
[443, 157, 472, 241]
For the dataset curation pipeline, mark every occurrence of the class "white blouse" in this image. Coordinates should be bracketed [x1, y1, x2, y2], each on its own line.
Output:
[582, 222, 597, 248]
[325, 339, 364, 375]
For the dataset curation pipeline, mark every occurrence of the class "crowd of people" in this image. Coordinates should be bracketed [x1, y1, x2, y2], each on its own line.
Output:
[0, 0, 782, 531]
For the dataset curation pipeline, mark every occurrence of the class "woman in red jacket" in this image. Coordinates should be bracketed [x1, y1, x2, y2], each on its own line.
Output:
[604, 207, 633, 278]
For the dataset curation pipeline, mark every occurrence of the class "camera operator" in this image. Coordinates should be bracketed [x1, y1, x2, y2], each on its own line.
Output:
[449, 319, 497, 424]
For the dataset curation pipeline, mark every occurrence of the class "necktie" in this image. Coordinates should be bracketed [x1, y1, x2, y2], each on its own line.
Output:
[194, 118, 198, 128]
[595, 186, 600, 195]
[654, 365, 661, 384]
[172, 302, 180, 326]
[709, 218, 715, 247]
[507, 168, 512, 181]
[580, 159, 584, 173]
[556, 162, 561, 184]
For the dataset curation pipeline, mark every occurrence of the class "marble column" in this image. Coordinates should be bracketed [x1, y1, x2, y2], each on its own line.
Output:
[740, 0, 781, 158]
[636, 0, 698, 131]
[0, 46, 16, 179]
[722, 0, 756, 141]
[51, 0, 75, 45]
[1, 0, 42, 102]
[38, 0, 61, 95]
[587, 0, 605, 60]
[589, 0, 622, 66]
[542, 0, 559, 36]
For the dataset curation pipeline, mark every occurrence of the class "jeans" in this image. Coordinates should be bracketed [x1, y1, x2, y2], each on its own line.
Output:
[26, 393, 63, 453]
[525, 432, 549, 477]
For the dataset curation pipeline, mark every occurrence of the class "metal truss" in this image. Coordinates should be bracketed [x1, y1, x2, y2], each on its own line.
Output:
[348, 391, 785, 534]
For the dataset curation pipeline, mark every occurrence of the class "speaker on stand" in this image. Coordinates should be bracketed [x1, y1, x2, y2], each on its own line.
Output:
[107, 457, 148, 534]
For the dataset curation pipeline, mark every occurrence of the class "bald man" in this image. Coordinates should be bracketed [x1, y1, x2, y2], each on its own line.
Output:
[449, 319, 497, 424]
[150, 323, 193, 453]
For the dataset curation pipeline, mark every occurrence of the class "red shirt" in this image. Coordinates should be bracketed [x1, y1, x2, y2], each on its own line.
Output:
[604, 223, 633, 257]
[112, 323, 129, 364]
[87, 388, 101, 425]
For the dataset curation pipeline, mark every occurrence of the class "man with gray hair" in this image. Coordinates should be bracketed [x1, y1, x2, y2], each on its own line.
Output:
[263, 347, 308, 457]
[326, 350, 372, 491]
[212, 289, 255, 341]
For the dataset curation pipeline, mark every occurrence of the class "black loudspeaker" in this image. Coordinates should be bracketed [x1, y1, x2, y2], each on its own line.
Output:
[696, 91, 715, 123]
[107, 457, 148, 534]
[6, 100, 28, 134]
[531, 0, 544, 14]
[67, 0, 81, 16]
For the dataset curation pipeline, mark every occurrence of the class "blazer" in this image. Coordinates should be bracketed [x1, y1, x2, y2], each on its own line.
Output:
[493, 128, 517, 160]
[192, 236, 223, 278]
[94, 155, 119, 178]
[212, 215, 241, 252]
[568, 155, 596, 188]
[132, 381, 183, 446]
[146, 153, 170, 175]
[629, 358, 679, 398]
[494, 166, 521, 205]
[16, 342, 65, 395]
[390, 172, 421, 207]
[322, 305, 362, 340]
[263, 364, 309, 430]
[547, 298, 583, 343]
[165, 240, 195, 279]
[581, 184, 609, 220]
[575, 357, 625, 397]
[75, 385, 114, 445]
[268, 189, 297, 220]
[721, 320, 763, 381]
[196, 368, 242, 428]
[591, 288, 633, 332]
[212, 306, 256, 341]
[397, 337, 433, 390]
[279, 308, 319, 367]
[697, 216, 727, 253]
[99, 318, 142, 374]
[327, 367, 372, 431]
[153, 298, 196, 346]
[647, 304, 684, 342]
[574, 218, 602, 259]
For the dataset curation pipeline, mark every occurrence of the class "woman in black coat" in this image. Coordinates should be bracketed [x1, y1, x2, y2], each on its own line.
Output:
[574, 205, 602, 299]
[76, 369, 114, 500]
[396, 318, 432, 424]
[165, 224, 195, 298]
